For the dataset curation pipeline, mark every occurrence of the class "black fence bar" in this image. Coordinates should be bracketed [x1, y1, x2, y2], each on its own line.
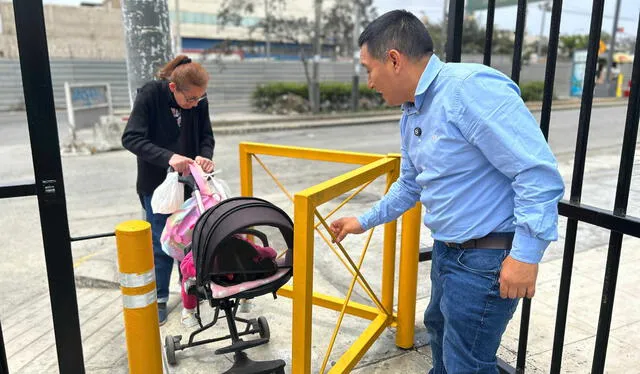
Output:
[511, 0, 527, 84]
[70, 232, 116, 242]
[558, 201, 640, 238]
[446, 0, 465, 63]
[551, 1, 606, 372]
[13, 0, 85, 373]
[509, 2, 531, 372]
[483, 0, 496, 66]
[0, 321, 7, 374]
[540, 0, 564, 140]
[591, 16, 640, 373]
[0, 183, 36, 199]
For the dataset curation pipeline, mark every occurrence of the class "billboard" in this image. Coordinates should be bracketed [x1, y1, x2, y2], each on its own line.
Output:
[466, 0, 545, 12]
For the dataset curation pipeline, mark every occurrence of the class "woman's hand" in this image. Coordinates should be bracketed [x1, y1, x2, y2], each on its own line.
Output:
[195, 156, 215, 173]
[169, 154, 194, 173]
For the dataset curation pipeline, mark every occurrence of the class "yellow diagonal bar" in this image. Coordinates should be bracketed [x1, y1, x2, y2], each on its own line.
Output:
[313, 180, 374, 229]
[320, 229, 375, 373]
[329, 314, 390, 373]
[315, 213, 390, 316]
[254, 154, 388, 314]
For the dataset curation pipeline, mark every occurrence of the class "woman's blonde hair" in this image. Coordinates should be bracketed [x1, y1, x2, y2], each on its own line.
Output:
[157, 55, 209, 90]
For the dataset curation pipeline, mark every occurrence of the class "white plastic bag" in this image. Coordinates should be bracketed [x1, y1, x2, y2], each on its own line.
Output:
[151, 171, 184, 214]
[203, 170, 232, 200]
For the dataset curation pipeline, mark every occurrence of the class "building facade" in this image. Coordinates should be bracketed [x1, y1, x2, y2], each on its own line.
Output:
[0, 0, 334, 60]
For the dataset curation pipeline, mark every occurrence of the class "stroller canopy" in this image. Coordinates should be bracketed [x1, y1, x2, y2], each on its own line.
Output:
[191, 197, 293, 286]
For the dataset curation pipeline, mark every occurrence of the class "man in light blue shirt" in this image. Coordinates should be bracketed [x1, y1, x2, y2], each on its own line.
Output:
[330, 10, 564, 373]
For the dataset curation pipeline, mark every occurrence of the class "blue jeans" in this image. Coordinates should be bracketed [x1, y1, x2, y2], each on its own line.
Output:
[141, 195, 174, 304]
[424, 240, 520, 373]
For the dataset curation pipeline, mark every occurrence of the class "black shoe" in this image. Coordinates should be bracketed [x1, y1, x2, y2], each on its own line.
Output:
[158, 302, 168, 326]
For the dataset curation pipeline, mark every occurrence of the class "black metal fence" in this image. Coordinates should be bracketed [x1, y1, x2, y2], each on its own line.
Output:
[0, 0, 639, 373]
[442, 0, 640, 373]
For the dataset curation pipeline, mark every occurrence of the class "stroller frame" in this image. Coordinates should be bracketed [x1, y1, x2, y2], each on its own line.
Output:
[164, 173, 288, 374]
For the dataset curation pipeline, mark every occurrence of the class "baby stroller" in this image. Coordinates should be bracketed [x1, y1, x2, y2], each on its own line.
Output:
[164, 171, 293, 374]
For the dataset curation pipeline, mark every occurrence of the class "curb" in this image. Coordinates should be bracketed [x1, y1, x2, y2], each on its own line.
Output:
[212, 98, 629, 135]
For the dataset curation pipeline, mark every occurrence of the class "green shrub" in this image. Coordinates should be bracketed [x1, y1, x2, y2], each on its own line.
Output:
[252, 81, 384, 112]
[520, 81, 552, 102]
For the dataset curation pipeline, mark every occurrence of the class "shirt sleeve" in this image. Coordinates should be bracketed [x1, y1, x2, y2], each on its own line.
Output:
[357, 121, 422, 231]
[121, 87, 174, 167]
[198, 99, 215, 159]
[454, 71, 565, 264]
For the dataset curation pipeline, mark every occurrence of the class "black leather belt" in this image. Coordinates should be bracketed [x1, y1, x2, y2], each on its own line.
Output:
[444, 233, 514, 250]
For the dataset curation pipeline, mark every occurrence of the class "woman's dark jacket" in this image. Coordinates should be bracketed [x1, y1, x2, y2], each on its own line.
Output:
[122, 80, 214, 196]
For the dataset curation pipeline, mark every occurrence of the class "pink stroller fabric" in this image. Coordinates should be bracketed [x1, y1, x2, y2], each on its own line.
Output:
[161, 164, 224, 262]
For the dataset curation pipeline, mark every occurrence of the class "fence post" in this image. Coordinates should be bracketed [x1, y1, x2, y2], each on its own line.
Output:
[115, 220, 163, 374]
[396, 204, 422, 349]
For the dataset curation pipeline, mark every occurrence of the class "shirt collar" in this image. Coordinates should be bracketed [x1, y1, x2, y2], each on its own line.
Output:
[402, 54, 444, 112]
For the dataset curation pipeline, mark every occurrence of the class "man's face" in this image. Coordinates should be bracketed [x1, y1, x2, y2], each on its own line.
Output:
[360, 44, 404, 106]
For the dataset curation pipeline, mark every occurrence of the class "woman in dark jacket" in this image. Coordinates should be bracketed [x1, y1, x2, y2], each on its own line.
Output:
[122, 55, 215, 325]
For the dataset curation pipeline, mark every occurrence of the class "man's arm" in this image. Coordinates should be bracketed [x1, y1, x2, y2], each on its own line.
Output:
[331, 121, 422, 243]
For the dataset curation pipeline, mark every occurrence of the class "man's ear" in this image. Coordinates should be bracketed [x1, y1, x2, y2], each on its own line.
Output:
[168, 82, 177, 92]
[388, 49, 402, 73]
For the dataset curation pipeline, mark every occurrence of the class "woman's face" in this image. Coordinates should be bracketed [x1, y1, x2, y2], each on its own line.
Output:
[169, 82, 207, 110]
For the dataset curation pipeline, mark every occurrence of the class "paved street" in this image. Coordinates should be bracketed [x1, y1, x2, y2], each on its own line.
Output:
[0, 105, 639, 372]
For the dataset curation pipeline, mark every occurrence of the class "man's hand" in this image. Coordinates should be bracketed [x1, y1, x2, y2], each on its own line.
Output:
[195, 156, 215, 173]
[329, 217, 365, 243]
[499, 256, 538, 299]
[169, 154, 194, 173]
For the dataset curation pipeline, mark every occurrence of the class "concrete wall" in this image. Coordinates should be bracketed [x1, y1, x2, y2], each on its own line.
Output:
[1, 57, 620, 114]
[0, 3, 125, 59]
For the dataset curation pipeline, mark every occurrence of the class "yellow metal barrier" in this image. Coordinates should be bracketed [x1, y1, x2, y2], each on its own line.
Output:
[239, 142, 422, 373]
[115, 220, 163, 374]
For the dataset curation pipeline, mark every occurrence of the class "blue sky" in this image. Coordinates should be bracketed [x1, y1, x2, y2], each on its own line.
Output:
[43, 0, 640, 38]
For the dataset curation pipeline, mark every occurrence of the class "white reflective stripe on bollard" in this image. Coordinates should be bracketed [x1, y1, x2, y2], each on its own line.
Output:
[123, 290, 157, 309]
[119, 269, 155, 288]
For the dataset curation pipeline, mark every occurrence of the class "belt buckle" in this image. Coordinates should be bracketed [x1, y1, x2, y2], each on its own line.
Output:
[445, 242, 462, 249]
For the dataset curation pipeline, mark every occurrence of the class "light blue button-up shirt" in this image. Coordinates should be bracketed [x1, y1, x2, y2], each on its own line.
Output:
[358, 55, 564, 264]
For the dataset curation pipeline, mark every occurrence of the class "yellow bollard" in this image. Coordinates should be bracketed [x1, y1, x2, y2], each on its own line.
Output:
[115, 220, 163, 374]
[616, 73, 624, 98]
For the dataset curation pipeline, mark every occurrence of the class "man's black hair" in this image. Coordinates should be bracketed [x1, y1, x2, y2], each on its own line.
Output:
[358, 10, 434, 61]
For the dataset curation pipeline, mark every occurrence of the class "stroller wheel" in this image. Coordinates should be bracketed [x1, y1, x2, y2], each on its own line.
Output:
[257, 316, 270, 340]
[165, 335, 177, 365]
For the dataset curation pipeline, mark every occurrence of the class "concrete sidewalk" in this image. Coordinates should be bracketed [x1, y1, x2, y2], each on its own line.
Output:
[111, 97, 630, 135]
[9, 234, 639, 373]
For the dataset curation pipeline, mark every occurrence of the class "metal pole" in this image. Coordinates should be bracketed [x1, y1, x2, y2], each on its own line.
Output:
[537, 1, 549, 57]
[605, 0, 622, 96]
[441, 0, 448, 56]
[13, 1, 85, 372]
[351, 0, 360, 111]
[175, 0, 182, 54]
[265, 0, 271, 59]
[121, 0, 173, 107]
[312, 0, 322, 113]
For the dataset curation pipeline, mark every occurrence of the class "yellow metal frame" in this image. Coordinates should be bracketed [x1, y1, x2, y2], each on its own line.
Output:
[239, 142, 421, 373]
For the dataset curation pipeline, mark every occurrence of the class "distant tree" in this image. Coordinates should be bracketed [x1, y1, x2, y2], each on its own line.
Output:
[559, 34, 590, 57]
[322, 0, 378, 58]
[421, 15, 515, 56]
